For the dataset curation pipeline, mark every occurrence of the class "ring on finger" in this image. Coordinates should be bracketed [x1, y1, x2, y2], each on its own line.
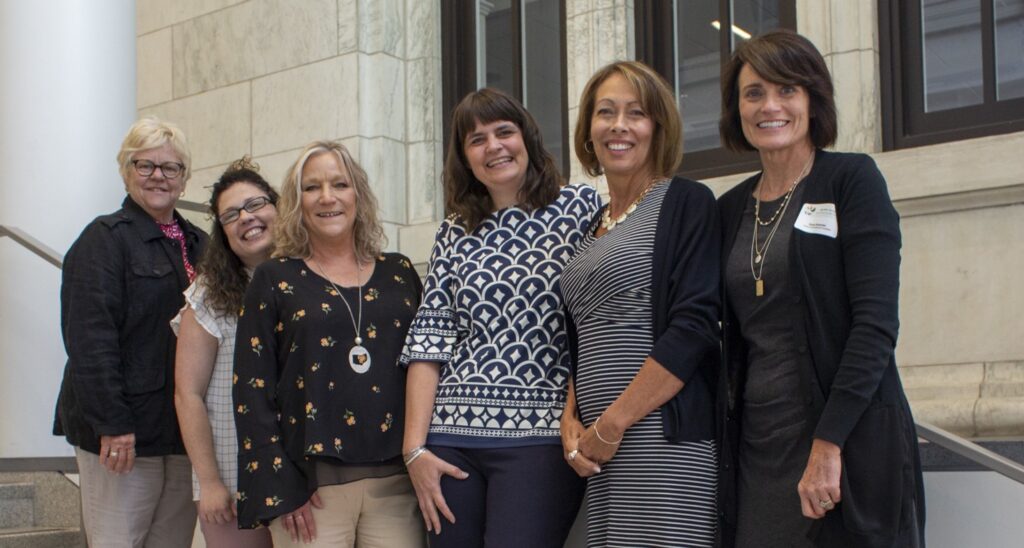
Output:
[109, 451, 119, 457]
[568, 449, 579, 461]
[819, 499, 835, 510]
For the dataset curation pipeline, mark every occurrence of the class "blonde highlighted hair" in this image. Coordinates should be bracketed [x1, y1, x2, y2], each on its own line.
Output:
[273, 141, 384, 262]
[116, 116, 191, 184]
[574, 61, 682, 179]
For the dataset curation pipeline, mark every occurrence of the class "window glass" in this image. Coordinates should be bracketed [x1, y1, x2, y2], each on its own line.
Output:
[676, 1, 722, 152]
[524, 0, 567, 169]
[479, 0, 516, 95]
[922, 0, 984, 112]
[731, 0, 781, 50]
[995, 0, 1024, 100]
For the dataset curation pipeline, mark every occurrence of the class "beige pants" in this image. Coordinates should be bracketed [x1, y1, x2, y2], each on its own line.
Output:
[268, 474, 426, 548]
[75, 448, 196, 548]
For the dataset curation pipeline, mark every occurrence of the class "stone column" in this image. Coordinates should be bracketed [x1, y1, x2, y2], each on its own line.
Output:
[565, 0, 635, 189]
[0, 0, 136, 458]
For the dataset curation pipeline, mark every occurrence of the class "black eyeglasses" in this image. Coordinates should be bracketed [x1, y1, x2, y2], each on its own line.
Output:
[131, 159, 185, 179]
[218, 196, 274, 225]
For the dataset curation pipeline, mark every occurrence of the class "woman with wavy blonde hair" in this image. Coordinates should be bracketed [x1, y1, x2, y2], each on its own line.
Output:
[233, 141, 425, 547]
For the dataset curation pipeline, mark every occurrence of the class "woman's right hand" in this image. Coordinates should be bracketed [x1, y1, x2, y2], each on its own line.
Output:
[280, 491, 324, 543]
[197, 480, 236, 525]
[407, 450, 468, 534]
[560, 413, 601, 477]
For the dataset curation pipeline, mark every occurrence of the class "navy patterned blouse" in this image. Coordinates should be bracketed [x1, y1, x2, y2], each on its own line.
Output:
[401, 183, 601, 448]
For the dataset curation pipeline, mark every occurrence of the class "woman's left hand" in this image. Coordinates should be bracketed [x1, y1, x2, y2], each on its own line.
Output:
[577, 415, 623, 465]
[797, 438, 842, 519]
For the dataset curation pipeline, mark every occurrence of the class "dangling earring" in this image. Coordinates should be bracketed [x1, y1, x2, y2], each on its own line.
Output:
[584, 141, 594, 154]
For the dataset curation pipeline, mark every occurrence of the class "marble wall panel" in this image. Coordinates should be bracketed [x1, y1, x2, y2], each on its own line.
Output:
[172, 0, 338, 97]
[398, 222, 440, 265]
[137, 0, 245, 35]
[897, 204, 1024, 367]
[975, 398, 1024, 437]
[358, 137, 406, 224]
[140, 82, 251, 171]
[911, 399, 977, 436]
[874, 132, 1024, 201]
[406, 141, 440, 224]
[356, 0, 403, 57]
[828, 51, 880, 154]
[358, 53, 405, 140]
[251, 55, 359, 156]
[339, 0, 359, 54]
[406, 57, 438, 142]
[567, 0, 592, 18]
[405, 0, 440, 60]
[137, 28, 172, 108]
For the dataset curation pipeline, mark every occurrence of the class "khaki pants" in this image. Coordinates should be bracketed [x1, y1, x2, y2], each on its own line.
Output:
[75, 448, 196, 548]
[268, 474, 426, 548]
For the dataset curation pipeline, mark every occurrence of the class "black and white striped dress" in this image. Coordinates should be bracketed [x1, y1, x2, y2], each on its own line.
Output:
[561, 182, 717, 547]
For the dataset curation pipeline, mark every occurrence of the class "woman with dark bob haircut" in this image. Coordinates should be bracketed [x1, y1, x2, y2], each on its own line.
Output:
[717, 29, 925, 547]
[559, 60, 721, 547]
[173, 157, 278, 547]
[401, 87, 599, 547]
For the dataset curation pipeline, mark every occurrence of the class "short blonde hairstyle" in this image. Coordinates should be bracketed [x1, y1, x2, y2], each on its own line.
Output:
[574, 61, 683, 178]
[273, 140, 385, 262]
[116, 116, 191, 184]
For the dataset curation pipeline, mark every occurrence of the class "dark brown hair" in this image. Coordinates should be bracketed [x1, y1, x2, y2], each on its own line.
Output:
[720, 29, 837, 152]
[574, 61, 682, 178]
[196, 156, 279, 317]
[444, 88, 562, 231]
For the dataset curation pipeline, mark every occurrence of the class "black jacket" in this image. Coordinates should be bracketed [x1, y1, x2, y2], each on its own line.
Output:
[568, 177, 722, 443]
[54, 196, 207, 457]
[717, 150, 925, 547]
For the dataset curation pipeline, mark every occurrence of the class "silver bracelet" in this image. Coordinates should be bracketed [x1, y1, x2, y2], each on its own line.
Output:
[403, 446, 428, 466]
[593, 416, 623, 445]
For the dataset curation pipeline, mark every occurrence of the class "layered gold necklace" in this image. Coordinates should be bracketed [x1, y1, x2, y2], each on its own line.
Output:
[749, 154, 814, 297]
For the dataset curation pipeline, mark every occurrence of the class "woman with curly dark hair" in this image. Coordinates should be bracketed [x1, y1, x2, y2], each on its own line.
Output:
[173, 157, 278, 547]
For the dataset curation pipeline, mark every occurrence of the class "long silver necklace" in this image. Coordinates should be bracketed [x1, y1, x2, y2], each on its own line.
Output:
[312, 257, 371, 374]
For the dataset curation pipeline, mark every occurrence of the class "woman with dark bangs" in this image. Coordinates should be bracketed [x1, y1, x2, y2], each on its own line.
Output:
[400, 88, 600, 547]
[173, 157, 278, 547]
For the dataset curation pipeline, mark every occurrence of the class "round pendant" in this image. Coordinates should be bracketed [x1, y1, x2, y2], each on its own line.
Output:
[349, 345, 371, 374]
[754, 254, 762, 264]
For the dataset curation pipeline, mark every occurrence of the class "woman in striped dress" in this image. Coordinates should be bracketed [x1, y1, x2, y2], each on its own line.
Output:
[560, 61, 722, 547]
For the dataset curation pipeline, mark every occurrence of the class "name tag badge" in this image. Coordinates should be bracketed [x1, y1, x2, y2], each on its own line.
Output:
[794, 203, 838, 238]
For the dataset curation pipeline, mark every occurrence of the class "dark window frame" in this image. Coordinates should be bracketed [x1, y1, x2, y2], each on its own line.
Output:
[879, 0, 1024, 150]
[634, 0, 796, 180]
[440, 0, 571, 175]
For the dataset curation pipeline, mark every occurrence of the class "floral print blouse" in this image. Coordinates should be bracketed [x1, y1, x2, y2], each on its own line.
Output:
[233, 254, 421, 528]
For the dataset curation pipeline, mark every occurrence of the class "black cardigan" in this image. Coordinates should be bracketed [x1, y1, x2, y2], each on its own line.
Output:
[568, 177, 722, 443]
[717, 150, 925, 547]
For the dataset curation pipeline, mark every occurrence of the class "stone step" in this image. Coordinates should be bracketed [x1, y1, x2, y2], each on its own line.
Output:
[0, 527, 82, 548]
[0, 483, 34, 529]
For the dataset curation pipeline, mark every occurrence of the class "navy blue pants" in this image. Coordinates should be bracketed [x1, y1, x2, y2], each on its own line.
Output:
[429, 444, 585, 548]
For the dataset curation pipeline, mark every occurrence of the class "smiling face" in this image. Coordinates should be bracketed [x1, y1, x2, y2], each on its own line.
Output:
[217, 182, 277, 268]
[737, 64, 813, 155]
[463, 119, 529, 210]
[125, 142, 185, 223]
[300, 151, 357, 247]
[589, 73, 654, 181]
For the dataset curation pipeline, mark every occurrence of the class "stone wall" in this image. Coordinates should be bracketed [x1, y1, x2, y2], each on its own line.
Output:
[135, 0, 1024, 438]
[136, 0, 443, 265]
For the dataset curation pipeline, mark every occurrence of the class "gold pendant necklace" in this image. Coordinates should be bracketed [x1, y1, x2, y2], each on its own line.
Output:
[749, 154, 814, 297]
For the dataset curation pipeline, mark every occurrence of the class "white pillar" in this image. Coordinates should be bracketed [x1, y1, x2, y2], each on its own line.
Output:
[0, 0, 135, 458]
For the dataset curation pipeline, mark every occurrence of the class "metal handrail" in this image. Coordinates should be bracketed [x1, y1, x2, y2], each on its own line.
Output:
[916, 420, 1024, 484]
[0, 224, 63, 268]
[177, 199, 209, 215]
